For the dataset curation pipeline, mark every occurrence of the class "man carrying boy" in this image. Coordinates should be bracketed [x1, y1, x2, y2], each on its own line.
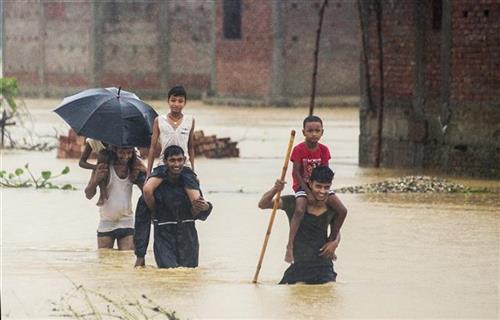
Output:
[143, 85, 200, 215]
[85, 146, 145, 250]
[285, 115, 347, 263]
[259, 166, 340, 284]
[134, 145, 212, 268]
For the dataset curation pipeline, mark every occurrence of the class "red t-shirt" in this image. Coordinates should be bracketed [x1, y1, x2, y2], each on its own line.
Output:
[290, 142, 331, 192]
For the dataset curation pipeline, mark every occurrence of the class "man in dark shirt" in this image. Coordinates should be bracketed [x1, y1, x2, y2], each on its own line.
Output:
[134, 145, 212, 268]
[258, 166, 341, 284]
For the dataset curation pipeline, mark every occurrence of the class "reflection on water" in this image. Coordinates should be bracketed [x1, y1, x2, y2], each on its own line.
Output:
[2, 101, 499, 318]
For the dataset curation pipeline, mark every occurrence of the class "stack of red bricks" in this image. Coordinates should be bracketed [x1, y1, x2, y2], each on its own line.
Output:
[57, 129, 91, 159]
[192, 130, 239, 158]
[57, 129, 239, 159]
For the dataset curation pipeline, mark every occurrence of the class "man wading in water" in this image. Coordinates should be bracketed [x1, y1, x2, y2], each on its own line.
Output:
[85, 146, 146, 250]
[134, 145, 212, 268]
[258, 166, 341, 284]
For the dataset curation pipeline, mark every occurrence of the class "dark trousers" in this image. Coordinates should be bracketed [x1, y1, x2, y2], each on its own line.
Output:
[153, 223, 199, 268]
[279, 262, 337, 285]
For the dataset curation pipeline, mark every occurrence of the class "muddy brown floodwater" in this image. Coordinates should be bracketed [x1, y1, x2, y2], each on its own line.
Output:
[2, 99, 499, 318]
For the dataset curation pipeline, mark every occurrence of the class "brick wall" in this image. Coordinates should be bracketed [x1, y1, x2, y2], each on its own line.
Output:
[450, 1, 500, 102]
[3, 1, 92, 96]
[215, 0, 274, 98]
[100, 2, 161, 94]
[282, 0, 360, 97]
[359, 0, 500, 177]
[213, 0, 360, 102]
[45, 2, 92, 95]
[167, 1, 213, 95]
[3, 1, 213, 98]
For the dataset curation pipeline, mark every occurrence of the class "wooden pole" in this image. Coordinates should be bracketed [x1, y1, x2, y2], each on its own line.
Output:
[309, 0, 329, 116]
[1, 110, 6, 148]
[252, 130, 296, 284]
[358, 0, 376, 116]
[0, 110, 16, 148]
[374, 0, 385, 167]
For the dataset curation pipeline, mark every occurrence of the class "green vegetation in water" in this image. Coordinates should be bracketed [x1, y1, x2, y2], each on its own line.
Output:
[0, 163, 76, 190]
[0, 77, 19, 113]
[51, 283, 180, 320]
[1, 77, 60, 151]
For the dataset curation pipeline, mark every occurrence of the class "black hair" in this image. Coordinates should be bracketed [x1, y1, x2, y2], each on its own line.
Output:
[303, 115, 323, 128]
[309, 166, 334, 183]
[167, 85, 187, 100]
[109, 147, 146, 182]
[163, 145, 185, 160]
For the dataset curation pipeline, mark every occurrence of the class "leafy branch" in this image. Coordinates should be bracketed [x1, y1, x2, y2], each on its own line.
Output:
[0, 163, 76, 190]
[0, 77, 18, 113]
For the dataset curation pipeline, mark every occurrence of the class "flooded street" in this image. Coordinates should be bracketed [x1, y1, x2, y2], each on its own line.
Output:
[2, 100, 499, 318]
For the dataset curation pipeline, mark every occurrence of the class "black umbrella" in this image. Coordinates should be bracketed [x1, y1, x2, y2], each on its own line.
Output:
[54, 87, 158, 147]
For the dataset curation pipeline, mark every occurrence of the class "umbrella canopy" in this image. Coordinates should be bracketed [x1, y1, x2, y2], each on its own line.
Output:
[54, 87, 158, 148]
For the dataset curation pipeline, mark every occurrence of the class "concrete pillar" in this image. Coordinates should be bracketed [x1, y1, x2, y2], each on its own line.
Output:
[158, 1, 170, 94]
[209, 0, 217, 96]
[38, 3, 47, 96]
[440, 0, 452, 129]
[412, 0, 426, 168]
[91, 1, 104, 87]
[414, 0, 425, 119]
[1, 0, 4, 78]
[271, 0, 285, 105]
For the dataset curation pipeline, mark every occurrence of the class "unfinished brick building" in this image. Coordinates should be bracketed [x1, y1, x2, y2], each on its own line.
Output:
[2, 0, 360, 103]
[359, 0, 500, 177]
[2, 1, 213, 98]
[212, 0, 360, 105]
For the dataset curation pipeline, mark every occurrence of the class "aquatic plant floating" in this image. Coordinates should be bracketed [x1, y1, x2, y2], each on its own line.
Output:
[0, 163, 76, 190]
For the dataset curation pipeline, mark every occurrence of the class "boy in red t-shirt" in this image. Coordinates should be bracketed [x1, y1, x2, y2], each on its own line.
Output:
[285, 115, 348, 263]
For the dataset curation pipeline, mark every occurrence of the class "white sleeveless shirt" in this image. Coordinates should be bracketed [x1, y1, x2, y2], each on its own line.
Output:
[158, 114, 193, 168]
[98, 165, 133, 232]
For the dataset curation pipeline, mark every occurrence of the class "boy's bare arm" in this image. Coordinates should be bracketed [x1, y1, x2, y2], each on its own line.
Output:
[146, 118, 160, 176]
[188, 118, 195, 172]
[85, 164, 108, 199]
[79, 143, 96, 170]
[292, 162, 311, 194]
[258, 180, 285, 209]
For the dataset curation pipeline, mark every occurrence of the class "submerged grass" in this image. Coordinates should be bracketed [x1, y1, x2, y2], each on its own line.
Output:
[51, 282, 180, 320]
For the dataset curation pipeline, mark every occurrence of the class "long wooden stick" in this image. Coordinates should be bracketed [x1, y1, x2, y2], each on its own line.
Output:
[252, 130, 296, 283]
